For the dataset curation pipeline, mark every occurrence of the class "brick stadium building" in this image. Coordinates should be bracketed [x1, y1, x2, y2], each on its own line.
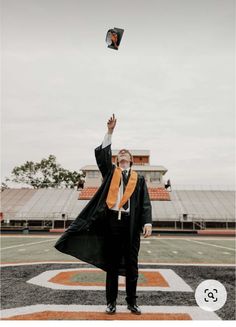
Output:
[1, 149, 235, 234]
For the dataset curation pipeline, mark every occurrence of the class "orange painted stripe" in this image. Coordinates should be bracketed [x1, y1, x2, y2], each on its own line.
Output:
[139, 271, 169, 287]
[49, 270, 169, 287]
[2, 311, 192, 320]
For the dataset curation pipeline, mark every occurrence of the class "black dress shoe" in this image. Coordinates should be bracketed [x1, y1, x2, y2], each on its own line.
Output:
[106, 302, 116, 314]
[127, 304, 141, 315]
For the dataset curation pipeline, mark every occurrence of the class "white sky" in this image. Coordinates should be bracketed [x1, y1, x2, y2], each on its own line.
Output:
[2, 0, 235, 188]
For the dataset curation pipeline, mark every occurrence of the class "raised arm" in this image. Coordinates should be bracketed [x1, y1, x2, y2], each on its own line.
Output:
[95, 114, 117, 178]
[107, 113, 117, 135]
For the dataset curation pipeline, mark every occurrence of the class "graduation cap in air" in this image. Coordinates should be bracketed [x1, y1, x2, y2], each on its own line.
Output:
[105, 27, 124, 50]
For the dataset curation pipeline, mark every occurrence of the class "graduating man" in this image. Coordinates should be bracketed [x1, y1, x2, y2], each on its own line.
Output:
[54, 114, 152, 315]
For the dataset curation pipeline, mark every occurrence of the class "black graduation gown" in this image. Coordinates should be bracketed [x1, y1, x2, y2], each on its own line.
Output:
[54, 143, 152, 276]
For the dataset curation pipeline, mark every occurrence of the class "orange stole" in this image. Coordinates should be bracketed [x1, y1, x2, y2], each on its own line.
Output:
[106, 167, 138, 210]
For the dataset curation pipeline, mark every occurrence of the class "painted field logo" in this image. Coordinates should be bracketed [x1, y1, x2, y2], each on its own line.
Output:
[195, 280, 227, 311]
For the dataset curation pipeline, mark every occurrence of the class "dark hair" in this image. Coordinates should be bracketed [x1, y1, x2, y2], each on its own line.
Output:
[107, 29, 120, 47]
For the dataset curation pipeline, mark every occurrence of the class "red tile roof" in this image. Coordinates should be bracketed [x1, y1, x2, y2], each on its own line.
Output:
[148, 187, 170, 201]
[78, 187, 98, 199]
[79, 187, 170, 201]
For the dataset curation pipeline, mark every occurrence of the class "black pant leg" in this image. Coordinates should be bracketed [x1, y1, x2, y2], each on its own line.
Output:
[105, 269, 119, 304]
[105, 213, 126, 304]
[124, 234, 140, 305]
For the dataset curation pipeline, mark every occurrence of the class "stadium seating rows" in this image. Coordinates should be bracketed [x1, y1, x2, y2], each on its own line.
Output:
[1, 188, 235, 222]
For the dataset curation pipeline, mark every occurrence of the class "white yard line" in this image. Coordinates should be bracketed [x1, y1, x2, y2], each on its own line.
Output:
[1, 239, 56, 250]
[139, 262, 236, 267]
[0, 235, 58, 239]
[0, 261, 86, 267]
[1, 261, 235, 267]
[185, 239, 235, 251]
[150, 237, 235, 241]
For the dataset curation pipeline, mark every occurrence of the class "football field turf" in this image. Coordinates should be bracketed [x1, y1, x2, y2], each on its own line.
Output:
[1, 234, 235, 264]
[1, 234, 235, 320]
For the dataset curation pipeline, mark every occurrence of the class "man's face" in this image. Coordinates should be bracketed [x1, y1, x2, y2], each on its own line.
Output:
[111, 32, 118, 44]
[107, 32, 118, 46]
[117, 149, 131, 169]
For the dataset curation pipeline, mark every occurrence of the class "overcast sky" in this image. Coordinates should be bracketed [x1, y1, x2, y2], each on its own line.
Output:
[2, 0, 235, 188]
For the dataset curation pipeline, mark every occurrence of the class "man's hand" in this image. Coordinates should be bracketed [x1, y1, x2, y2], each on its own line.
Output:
[143, 225, 152, 238]
[107, 114, 117, 134]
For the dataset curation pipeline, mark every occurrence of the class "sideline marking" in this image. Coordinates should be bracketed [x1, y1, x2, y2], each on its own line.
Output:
[0, 261, 86, 267]
[185, 239, 235, 251]
[0, 304, 221, 320]
[150, 237, 235, 241]
[0, 235, 58, 239]
[2, 235, 234, 240]
[1, 261, 235, 267]
[1, 239, 56, 251]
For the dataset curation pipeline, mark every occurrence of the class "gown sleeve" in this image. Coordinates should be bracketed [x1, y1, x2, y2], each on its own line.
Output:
[94, 135, 113, 178]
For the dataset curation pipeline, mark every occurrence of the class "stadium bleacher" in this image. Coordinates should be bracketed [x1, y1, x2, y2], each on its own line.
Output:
[1, 188, 235, 232]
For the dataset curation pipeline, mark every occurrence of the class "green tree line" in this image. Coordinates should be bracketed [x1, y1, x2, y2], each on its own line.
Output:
[2, 155, 85, 189]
